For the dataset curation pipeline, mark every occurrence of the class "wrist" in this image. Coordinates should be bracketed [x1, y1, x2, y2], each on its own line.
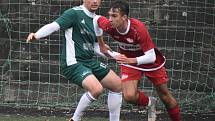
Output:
[132, 58, 138, 64]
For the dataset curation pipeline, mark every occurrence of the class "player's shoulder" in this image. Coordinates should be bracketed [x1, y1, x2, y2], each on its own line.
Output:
[97, 15, 108, 21]
[63, 6, 82, 13]
[62, 6, 81, 17]
[130, 18, 145, 26]
[130, 18, 148, 32]
[72, 6, 83, 11]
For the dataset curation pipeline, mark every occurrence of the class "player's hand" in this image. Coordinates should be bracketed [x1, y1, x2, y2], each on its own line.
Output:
[26, 33, 37, 43]
[115, 54, 137, 64]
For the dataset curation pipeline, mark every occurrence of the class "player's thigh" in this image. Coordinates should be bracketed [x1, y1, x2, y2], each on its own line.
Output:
[144, 67, 168, 86]
[61, 63, 93, 87]
[120, 65, 142, 82]
[120, 65, 142, 94]
[100, 69, 121, 92]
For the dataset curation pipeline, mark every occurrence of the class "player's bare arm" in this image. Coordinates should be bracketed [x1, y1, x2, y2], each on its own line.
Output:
[97, 36, 109, 53]
[115, 55, 137, 64]
[97, 36, 114, 58]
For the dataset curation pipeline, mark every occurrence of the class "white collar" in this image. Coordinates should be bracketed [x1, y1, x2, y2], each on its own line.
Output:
[80, 5, 96, 18]
[116, 19, 130, 35]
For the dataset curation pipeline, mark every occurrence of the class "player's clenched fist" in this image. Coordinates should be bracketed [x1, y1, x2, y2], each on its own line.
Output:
[26, 33, 37, 43]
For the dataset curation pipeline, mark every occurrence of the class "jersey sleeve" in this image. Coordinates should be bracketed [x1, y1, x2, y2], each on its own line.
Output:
[93, 15, 103, 36]
[55, 8, 77, 30]
[137, 22, 155, 52]
[97, 16, 112, 32]
[35, 22, 60, 39]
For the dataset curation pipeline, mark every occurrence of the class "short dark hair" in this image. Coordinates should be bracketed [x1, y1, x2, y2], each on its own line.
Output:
[110, 0, 129, 16]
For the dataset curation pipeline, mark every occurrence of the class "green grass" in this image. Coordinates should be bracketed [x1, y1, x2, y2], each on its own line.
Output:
[0, 114, 108, 121]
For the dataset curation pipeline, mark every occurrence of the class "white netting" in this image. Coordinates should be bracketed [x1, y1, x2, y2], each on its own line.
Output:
[0, 0, 214, 113]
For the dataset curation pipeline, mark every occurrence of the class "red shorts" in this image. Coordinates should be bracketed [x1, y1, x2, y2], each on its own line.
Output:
[120, 65, 168, 86]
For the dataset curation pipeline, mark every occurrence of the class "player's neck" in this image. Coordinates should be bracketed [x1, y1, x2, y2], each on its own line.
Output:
[116, 19, 130, 35]
[83, 4, 96, 13]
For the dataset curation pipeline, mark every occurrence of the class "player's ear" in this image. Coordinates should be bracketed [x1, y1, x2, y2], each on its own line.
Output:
[122, 14, 128, 21]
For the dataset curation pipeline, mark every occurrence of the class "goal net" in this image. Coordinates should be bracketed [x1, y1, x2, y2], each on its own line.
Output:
[0, 0, 214, 113]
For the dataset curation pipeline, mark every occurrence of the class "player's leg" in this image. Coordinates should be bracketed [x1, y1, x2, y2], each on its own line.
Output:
[100, 70, 122, 121]
[71, 75, 104, 121]
[122, 80, 138, 103]
[120, 66, 150, 106]
[147, 67, 181, 121]
[155, 83, 181, 121]
[88, 61, 122, 121]
[121, 66, 157, 121]
[62, 63, 104, 121]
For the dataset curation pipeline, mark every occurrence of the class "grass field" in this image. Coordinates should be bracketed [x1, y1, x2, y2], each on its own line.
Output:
[0, 106, 215, 121]
[0, 114, 108, 121]
[1, 113, 215, 121]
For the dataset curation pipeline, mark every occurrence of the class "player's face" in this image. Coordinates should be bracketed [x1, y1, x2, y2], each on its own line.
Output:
[83, 0, 101, 12]
[108, 8, 127, 28]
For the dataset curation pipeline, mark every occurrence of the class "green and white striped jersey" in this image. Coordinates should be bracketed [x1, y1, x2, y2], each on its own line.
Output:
[55, 5, 97, 67]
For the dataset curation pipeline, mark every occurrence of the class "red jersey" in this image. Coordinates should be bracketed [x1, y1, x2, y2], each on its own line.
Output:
[97, 16, 165, 70]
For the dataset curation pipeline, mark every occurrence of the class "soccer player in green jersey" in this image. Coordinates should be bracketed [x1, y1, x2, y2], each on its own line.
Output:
[26, 0, 122, 121]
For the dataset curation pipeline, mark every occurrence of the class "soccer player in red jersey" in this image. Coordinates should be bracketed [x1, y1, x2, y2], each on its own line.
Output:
[93, 0, 181, 121]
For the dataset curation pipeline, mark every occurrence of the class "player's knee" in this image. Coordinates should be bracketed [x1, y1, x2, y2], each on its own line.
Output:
[123, 92, 136, 103]
[94, 86, 104, 95]
[90, 86, 104, 98]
